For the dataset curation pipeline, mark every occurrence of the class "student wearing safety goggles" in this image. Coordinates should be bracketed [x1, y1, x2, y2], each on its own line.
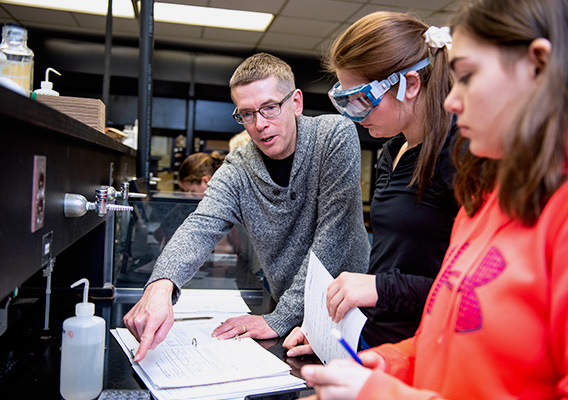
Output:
[284, 12, 460, 356]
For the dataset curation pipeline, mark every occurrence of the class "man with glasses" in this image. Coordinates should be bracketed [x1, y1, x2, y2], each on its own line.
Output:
[123, 53, 370, 362]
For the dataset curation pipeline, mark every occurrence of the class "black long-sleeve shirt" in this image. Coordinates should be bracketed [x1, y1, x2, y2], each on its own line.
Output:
[361, 131, 459, 347]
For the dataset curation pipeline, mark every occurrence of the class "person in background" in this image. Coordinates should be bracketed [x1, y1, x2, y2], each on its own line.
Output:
[177, 151, 225, 194]
[177, 145, 261, 288]
[123, 52, 370, 362]
[177, 130, 250, 194]
[284, 11, 459, 355]
[301, 0, 568, 398]
[229, 130, 250, 151]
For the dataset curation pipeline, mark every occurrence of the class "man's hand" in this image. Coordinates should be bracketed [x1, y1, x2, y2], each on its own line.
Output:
[282, 326, 315, 357]
[326, 272, 378, 322]
[211, 314, 278, 340]
[301, 358, 372, 400]
[123, 279, 175, 362]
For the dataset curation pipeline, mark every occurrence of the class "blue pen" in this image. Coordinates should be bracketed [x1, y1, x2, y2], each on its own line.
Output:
[331, 328, 363, 365]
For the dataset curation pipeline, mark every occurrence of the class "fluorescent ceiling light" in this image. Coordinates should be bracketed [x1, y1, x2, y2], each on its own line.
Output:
[1, 0, 135, 18]
[152, 2, 274, 32]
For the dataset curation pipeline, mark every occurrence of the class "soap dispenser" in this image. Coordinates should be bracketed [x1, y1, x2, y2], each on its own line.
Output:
[60, 278, 105, 400]
[34, 67, 61, 96]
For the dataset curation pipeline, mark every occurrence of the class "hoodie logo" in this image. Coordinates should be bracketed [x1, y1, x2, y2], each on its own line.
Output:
[427, 244, 506, 333]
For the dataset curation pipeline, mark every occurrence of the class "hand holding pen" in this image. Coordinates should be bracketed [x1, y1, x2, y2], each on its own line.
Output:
[331, 329, 363, 365]
[331, 329, 387, 370]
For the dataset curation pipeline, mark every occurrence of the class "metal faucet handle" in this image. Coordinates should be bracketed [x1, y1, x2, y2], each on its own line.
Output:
[64, 193, 96, 217]
[106, 203, 134, 212]
[127, 192, 147, 198]
[102, 183, 147, 201]
[64, 188, 133, 218]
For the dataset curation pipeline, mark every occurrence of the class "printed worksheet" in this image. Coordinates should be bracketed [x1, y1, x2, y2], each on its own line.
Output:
[114, 322, 291, 389]
[111, 327, 305, 400]
[300, 251, 367, 365]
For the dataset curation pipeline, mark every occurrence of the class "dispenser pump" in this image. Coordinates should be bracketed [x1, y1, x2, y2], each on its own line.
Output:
[34, 67, 60, 96]
[71, 278, 94, 317]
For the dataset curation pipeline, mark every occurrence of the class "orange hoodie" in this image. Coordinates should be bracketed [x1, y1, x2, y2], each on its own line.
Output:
[357, 180, 568, 400]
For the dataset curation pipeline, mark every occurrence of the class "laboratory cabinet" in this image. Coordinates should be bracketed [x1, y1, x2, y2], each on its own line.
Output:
[0, 84, 138, 398]
[0, 84, 137, 305]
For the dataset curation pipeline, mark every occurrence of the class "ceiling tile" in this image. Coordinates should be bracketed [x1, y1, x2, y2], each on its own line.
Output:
[73, 13, 139, 36]
[281, 0, 364, 21]
[203, 27, 263, 45]
[71, 13, 106, 30]
[210, 0, 286, 14]
[190, 37, 255, 53]
[107, 18, 140, 37]
[2, 5, 76, 26]
[0, 0, 462, 59]
[260, 31, 322, 51]
[160, 0, 209, 6]
[268, 16, 339, 38]
[347, 4, 452, 26]
[154, 21, 204, 39]
[348, 4, 409, 23]
[370, 0, 451, 10]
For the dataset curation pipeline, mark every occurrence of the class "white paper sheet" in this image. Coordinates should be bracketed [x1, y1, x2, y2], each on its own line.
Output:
[300, 251, 367, 365]
[114, 324, 292, 389]
[172, 289, 251, 317]
[111, 328, 306, 400]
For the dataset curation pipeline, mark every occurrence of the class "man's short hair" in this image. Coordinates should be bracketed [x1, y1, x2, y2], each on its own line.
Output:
[229, 53, 295, 94]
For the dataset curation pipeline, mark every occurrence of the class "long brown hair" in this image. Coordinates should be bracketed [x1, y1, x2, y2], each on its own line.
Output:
[451, 0, 568, 226]
[324, 11, 453, 199]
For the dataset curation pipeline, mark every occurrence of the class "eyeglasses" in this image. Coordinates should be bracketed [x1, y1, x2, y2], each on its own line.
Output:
[232, 90, 295, 125]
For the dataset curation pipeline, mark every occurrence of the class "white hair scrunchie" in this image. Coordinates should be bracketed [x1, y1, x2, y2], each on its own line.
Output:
[424, 26, 452, 50]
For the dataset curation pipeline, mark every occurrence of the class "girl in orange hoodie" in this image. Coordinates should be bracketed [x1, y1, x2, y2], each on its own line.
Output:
[300, 0, 568, 399]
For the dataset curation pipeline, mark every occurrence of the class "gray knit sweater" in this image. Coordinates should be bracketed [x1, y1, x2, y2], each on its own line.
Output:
[148, 114, 370, 336]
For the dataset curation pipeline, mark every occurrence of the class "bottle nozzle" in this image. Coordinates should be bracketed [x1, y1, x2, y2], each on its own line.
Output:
[71, 278, 89, 303]
[45, 67, 61, 83]
[39, 68, 61, 91]
[70, 278, 94, 317]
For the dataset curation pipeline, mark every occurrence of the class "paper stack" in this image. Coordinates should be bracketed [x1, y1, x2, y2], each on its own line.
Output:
[112, 290, 306, 400]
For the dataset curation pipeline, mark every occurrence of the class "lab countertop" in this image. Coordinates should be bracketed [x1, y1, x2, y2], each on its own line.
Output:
[0, 288, 318, 400]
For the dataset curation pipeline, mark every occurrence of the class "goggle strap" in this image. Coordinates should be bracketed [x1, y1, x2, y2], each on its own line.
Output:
[387, 74, 399, 86]
[369, 73, 399, 101]
[395, 57, 430, 102]
[396, 74, 407, 102]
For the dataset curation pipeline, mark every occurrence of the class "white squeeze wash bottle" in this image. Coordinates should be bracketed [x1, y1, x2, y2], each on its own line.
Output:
[60, 278, 106, 400]
[34, 67, 61, 96]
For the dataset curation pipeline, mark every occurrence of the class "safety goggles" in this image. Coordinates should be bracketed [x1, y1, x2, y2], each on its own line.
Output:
[328, 57, 430, 122]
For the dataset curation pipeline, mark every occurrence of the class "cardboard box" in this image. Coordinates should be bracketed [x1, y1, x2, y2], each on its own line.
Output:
[35, 94, 106, 133]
